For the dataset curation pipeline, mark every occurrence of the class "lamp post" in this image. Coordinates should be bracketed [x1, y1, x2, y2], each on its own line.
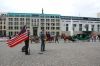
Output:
[70, 17, 73, 36]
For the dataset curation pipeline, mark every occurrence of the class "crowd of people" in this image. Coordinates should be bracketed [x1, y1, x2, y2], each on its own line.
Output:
[29, 32, 100, 44]
[31, 33, 100, 43]
[3, 30, 100, 55]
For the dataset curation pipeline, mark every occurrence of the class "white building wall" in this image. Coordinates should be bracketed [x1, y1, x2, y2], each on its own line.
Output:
[61, 19, 100, 35]
[0, 12, 100, 36]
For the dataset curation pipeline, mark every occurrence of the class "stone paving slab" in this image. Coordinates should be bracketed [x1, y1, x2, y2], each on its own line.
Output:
[0, 41, 100, 66]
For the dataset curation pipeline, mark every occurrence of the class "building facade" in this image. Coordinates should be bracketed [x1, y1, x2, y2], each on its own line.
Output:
[0, 12, 100, 37]
[0, 13, 61, 36]
[61, 16, 100, 35]
[0, 13, 6, 36]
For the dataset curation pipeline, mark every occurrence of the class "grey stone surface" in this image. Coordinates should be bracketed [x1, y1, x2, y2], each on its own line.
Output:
[0, 41, 100, 66]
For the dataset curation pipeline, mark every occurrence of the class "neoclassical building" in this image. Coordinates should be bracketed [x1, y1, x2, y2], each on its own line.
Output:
[61, 16, 100, 35]
[0, 12, 100, 36]
[0, 12, 61, 36]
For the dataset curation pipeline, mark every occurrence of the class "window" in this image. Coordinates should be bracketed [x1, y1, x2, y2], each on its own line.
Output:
[20, 26, 23, 29]
[14, 22, 19, 25]
[79, 24, 82, 31]
[9, 26, 13, 30]
[46, 23, 50, 26]
[9, 18, 13, 21]
[34, 19, 36, 22]
[73, 24, 76, 31]
[14, 18, 18, 21]
[14, 26, 19, 30]
[41, 27, 44, 30]
[4, 22, 5, 24]
[4, 26, 6, 29]
[51, 16, 54, 18]
[91, 25, 94, 31]
[41, 23, 44, 26]
[56, 19, 60, 22]
[85, 24, 89, 31]
[26, 18, 30, 21]
[46, 16, 50, 18]
[97, 24, 100, 32]
[46, 27, 49, 30]
[51, 27, 55, 30]
[41, 19, 44, 22]
[9, 22, 13, 25]
[56, 27, 60, 30]
[20, 18, 24, 21]
[51, 19, 55, 22]
[9, 32, 13, 36]
[14, 32, 18, 35]
[37, 19, 39, 22]
[51, 23, 55, 26]
[56, 16, 60, 18]
[73, 24, 76, 27]
[66, 24, 68, 31]
[56, 23, 60, 26]
[32, 19, 34, 22]
[66, 27, 68, 31]
[46, 19, 50, 22]
[20, 22, 24, 25]
[66, 24, 68, 26]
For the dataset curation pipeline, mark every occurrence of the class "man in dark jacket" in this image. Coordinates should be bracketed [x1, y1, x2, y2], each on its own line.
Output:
[24, 37, 29, 55]
[40, 29, 46, 52]
[24, 30, 30, 55]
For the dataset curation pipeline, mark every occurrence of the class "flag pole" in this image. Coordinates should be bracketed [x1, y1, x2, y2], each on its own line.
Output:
[70, 17, 73, 36]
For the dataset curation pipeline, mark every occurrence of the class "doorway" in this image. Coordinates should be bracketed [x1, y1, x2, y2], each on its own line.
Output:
[33, 27, 38, 36]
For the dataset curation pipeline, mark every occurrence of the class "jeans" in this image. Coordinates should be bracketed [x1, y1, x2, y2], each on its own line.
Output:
[41, 40, 45, 51]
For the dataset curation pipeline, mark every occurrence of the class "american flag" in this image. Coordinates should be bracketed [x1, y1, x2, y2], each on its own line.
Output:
[7, 26, 29, 47]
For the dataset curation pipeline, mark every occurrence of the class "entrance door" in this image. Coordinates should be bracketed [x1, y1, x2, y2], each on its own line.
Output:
[0, 30, 2, 37]
[33, 27, 38, 36]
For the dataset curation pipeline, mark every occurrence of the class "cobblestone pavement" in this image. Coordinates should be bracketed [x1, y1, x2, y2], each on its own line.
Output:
[0, 41, 100, 66]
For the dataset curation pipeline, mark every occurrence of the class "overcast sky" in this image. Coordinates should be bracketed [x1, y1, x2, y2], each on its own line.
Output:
[0, 0, 100, 17]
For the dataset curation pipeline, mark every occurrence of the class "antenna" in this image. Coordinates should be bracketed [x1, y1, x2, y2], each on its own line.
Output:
[42, 8, 44, 14]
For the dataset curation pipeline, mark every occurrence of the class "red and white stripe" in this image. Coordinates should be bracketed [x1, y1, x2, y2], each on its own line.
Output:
[7, 32, 29, 47]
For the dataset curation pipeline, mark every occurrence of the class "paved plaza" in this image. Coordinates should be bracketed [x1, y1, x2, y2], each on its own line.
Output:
[0, 40, 100, 66]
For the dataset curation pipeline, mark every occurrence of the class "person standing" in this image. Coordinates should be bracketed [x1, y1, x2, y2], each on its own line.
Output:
[98, 34, 100, 42]
[40, 29, 46, 52]
[24, 30, 30, 55]
[55, 34, 59, 43]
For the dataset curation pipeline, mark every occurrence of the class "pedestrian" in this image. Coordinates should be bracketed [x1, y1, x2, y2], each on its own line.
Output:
[55, 34, 59, 43]
[24, 30, 30, 55]
[98, 34, 100, 42]
[40, 29, 46, 52]
[55, 35, 59, 43]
